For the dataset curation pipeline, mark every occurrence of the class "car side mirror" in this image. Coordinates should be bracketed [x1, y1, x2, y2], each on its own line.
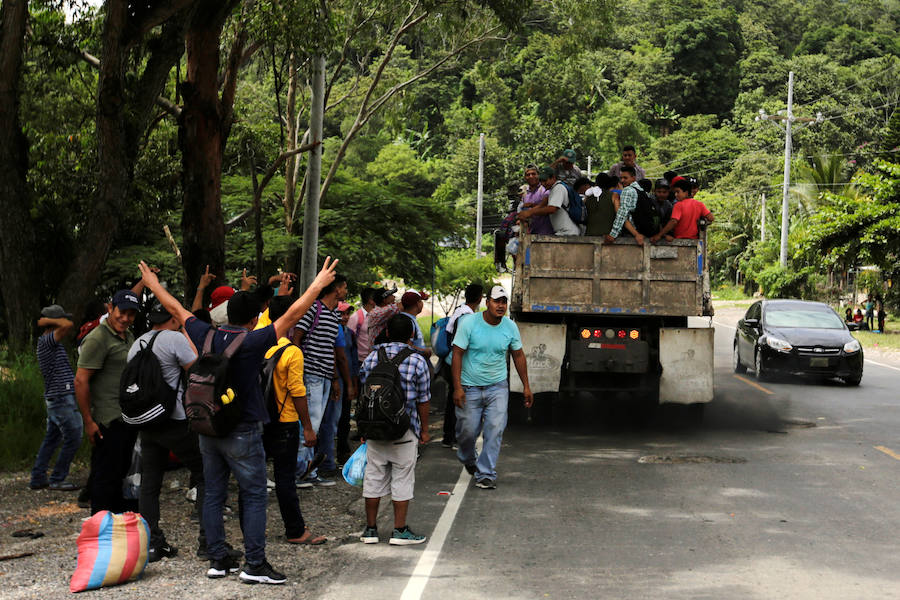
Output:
[744, 318, 759, 328]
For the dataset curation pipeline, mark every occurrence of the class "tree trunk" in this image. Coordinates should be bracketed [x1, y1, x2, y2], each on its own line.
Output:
[0, 0, 38, 352]
[283, 52, 299, 234]
[179, 0, 241, 297]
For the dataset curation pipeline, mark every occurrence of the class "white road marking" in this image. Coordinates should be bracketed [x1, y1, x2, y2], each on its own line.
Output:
[713, 321, 736, 330]
[864, 358, 900, 373]
[399, 466, 471, 600]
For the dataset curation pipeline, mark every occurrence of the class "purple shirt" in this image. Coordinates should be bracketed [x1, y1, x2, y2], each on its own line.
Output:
[520, 185, 553, 235]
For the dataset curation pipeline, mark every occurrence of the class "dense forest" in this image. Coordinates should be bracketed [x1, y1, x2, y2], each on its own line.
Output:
[1, 0, 899, 350]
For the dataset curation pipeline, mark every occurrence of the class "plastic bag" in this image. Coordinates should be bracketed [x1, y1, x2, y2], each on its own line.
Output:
[122, 439, 142, 500]
[341, 443, 368, 487]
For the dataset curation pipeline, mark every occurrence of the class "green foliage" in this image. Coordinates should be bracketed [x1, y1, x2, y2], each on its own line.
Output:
[433, 248, 497, 304]
[755, 264, 821, 298]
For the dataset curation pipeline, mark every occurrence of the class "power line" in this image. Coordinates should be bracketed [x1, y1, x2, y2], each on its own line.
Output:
[820, 99, 900, 122]
[796, 58, 900, 113]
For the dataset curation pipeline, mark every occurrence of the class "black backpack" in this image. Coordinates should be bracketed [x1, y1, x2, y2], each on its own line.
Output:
[119, 332, 176, 428]
[631, 187, 660, 237]
[260, 343, 294, 423]
[183, 329, 247, 437]
[356, 346, 416, 441]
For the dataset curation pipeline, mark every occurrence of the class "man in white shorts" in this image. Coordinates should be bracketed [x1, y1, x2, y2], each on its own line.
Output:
[358, 315, 431, 545]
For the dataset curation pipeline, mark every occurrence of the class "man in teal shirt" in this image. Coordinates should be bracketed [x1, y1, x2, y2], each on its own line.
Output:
[451, 286, 533, 490]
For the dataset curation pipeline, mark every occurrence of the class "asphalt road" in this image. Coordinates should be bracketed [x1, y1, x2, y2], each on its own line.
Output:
[322, 311, 900, 600]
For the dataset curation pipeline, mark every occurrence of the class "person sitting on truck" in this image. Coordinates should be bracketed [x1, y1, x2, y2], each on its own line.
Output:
[518, 165, 553, 235]
[551, 149, 582, 186]
[649, 179, 714, 242]
[516, 166, 581, 236]
[652, 178, 674, 227]
[584, 173, 618, 237]
[608, 145, 646, 181]
[604, 165, 645, 246]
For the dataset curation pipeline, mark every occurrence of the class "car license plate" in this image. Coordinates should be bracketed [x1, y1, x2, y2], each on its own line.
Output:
[809, 357, 829, 367]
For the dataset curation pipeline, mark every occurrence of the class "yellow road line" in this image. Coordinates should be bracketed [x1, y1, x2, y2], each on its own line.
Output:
[874, 445, 900, 461]
[733, 374, 774, 395]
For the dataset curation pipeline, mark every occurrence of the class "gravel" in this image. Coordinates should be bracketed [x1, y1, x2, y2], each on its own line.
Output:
[0, 456, 368, 599]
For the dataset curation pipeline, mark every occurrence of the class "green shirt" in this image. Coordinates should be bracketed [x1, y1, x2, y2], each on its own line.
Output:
[77, 320, 134, 427]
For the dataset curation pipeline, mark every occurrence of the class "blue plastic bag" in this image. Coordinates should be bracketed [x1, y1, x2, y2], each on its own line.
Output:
[342, 443, 368, 487]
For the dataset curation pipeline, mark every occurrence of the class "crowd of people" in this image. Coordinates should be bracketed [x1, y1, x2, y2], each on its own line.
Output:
[30, 257, 532, 586]
[502, 146, 713, 257]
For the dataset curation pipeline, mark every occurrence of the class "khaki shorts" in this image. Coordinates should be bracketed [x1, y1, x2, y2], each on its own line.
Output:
[362, 429, 418, 501]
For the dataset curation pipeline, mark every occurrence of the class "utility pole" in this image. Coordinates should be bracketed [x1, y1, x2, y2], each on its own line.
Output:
[475, 133, 485, 257]
[755, 71, 823, 267]
[300, 54, 325, 289]
[587, 155, 592, 179]
[760, 193, 766, 242]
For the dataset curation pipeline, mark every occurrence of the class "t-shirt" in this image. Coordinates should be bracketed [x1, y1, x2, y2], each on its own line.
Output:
[37, 332, 74, 399]
[184, 317, 276, 424]
[670, 197, 711, 239]
[296, 300, 341, 378]
[128, 329, 197, 420]
[401, 312, 425, 349]
[608, 162, 646, 181]
[444, 305, 475, 366]
[265, 338, 306, 423]
[347, 308, 369, 360]
[519, 185, 553, 235]
[452, 313, 523, 387]
[77, 321, 135, 426]
[555, 164, 582, 186]
[364, 304, 400, 356]
[547, 183, 580, 236]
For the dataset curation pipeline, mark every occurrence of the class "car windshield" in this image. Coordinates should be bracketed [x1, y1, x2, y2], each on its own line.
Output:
[765, 306, 845, 329]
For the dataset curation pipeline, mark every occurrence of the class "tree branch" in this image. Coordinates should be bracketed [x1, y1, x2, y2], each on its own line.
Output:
[76, 49, 182, 117]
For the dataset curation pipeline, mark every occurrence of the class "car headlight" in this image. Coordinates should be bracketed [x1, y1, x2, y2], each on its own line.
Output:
[765, 336, 793, 352]
[843, 339, 861, 353]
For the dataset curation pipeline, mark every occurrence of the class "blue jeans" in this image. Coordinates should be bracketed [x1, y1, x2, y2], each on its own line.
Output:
[296, 374, 330, 479]
[455, 381, 509, 481]
[199, 422, 267, 565]
[31, 394, 83, 486]
[316, 389, 342, 472]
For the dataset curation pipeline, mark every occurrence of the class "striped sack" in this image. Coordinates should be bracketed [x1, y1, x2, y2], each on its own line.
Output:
[70, 511, 150, 593]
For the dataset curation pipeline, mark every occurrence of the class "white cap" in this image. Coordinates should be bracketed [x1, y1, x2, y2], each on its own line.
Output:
[489, 285, 508, 300]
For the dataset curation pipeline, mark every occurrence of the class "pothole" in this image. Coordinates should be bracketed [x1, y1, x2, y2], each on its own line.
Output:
[637, 455, 747, 464]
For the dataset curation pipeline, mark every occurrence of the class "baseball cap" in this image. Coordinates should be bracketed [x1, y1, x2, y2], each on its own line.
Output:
[337, 301, 353, 312]
[40, 304, 72, 319]
[147, 302, 172, 324]
[111, 290, 140, 311]
[538, 166, 556, 181]
[655, 178, 670, 188]
[488, 285, 508, 300]
[401, 291, 429, 308]
[561, 149, 577, 163]
[374, 286, 398, 303]
[209, 286, 235, 309]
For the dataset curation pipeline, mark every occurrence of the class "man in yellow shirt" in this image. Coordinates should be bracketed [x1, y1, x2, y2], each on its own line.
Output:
[263, 297, 326, 545]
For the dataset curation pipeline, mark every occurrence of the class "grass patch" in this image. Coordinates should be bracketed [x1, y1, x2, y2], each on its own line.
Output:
[853, 315, 900, 352]
[711, 284, 752, 301]
[0, 349, 89, 471]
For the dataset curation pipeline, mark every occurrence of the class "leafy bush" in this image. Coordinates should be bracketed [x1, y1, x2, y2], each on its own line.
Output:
[755, 265, 822, 299]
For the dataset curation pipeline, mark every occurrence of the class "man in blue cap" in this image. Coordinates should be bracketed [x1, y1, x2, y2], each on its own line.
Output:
[75, 289, 140, 514]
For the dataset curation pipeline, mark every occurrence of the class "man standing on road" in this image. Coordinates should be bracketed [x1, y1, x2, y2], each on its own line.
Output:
[138, 257, 338, 585]
[128, 303, 204, 563]
[400, 291, 432, 358]
[31, 305, 82, 492]
[452, 286, 533, 490]
[75, 290, 140, 514]
[359, 315, 431, 545]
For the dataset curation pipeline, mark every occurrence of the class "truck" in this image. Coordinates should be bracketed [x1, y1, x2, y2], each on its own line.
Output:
[508, 231, 715, 415]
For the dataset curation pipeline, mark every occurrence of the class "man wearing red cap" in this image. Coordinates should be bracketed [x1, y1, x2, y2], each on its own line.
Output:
[400, 291, 431, 358]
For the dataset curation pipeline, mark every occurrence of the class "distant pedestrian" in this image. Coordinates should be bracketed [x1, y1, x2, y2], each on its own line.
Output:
[877, 298, 886, 333]
[30, 305, 83, 492]
[865, 296, 875, 331]
[75, 290, 140, 514]
[451, 286, 533, 490]
[359, 315, 431, 545]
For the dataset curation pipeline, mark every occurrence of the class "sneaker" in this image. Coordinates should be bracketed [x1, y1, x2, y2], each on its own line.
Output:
[198, 542, 243, 561]
[475, 479, 496, 490]
[389, 527, 426, 546]
[28, 482, 48, 490]
[239, 560, 287, 585]
[295, 478, 314, 489]
[207, 555, 240, 578]
[266, 478, 276, 490]
[298, 452, 325, 481]
[311, 475, 336, 487]
[464, 463, 476, 475]
[360, 526, 379, 544]
[48, 481, 80, 491]
[148, 543, 178, 563]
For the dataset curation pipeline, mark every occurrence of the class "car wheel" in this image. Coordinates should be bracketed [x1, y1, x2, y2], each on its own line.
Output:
[844, 373, 862, 386]
[733, 342, 746, 374]
[754, 349, 768, 382]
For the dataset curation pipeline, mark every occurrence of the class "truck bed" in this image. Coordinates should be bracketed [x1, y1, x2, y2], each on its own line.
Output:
[512, 233, 710, 317]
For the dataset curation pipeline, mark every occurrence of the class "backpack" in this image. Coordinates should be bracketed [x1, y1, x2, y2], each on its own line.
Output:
[183, 329, 247, 437]
[556, 181, 587, 225]
[430, 316, 451, 359]
[630, 187, 660, 237]
[356, 346, 416, 441]
[260, 343, 294, 423]
[119, 332, 176, 428]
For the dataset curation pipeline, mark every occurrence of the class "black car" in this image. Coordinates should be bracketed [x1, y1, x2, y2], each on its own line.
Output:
[733, 299, 863, 386]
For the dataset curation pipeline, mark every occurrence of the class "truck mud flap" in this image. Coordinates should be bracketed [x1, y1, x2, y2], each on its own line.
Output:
[659, 327, 714, 404]
[510, 322, 567, 394]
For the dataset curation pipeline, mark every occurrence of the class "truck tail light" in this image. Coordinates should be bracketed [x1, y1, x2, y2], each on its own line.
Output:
[617, 330, 626, 338]
[629, 329, 640, 340]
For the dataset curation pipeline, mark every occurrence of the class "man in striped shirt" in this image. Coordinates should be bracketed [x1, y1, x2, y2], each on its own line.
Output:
[293, 274, 348, 486]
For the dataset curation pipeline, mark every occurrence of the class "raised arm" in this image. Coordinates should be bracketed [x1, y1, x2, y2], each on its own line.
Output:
[190, 265, 216, 311]
[37, 317, 74, 342]
[273, 257, 339, 339]
[138, 261, 194, 325]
